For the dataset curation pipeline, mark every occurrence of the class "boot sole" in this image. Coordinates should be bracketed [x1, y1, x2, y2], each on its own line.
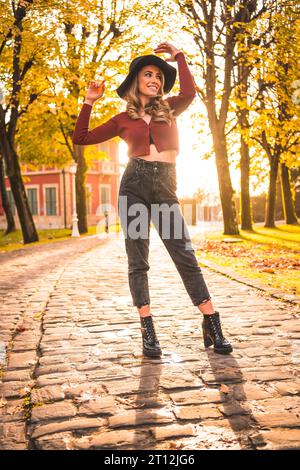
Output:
[214, 346, 233, 355]
[203, 343, 233, 354]
[143, 349, 162, 357]
[203, 329, 232, 354]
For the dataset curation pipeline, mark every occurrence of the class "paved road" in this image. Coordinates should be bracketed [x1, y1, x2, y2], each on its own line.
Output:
[0, 229, 299, 450]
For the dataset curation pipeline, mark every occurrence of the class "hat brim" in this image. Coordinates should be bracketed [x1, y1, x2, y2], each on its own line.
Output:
[115, 55, 177, 99]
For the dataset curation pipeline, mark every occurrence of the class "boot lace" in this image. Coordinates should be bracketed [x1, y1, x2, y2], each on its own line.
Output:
[208, 313, 225, 340]
[142, 316, 157, 343]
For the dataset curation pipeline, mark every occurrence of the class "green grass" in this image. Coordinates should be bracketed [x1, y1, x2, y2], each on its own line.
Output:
[0, 223, 121, 253]
[195, 224, 300, 249]
[0, 228, 72, 252]
[193, 224, 300, 297]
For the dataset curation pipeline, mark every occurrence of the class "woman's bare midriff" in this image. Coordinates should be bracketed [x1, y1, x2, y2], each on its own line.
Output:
[135, 113, 177, 163]
[136, 145, 177, 163]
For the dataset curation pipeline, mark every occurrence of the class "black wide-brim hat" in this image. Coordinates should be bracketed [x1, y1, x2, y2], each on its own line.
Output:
[116, 54, 177, 99]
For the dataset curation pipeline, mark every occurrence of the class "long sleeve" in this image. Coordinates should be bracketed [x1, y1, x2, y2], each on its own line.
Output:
[165, 51, 197, 116]
[72, 103, 119, 145]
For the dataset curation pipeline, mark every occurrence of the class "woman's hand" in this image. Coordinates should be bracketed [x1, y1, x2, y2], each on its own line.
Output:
[84, 80, 105, 105]
[154, 42, 181, 62]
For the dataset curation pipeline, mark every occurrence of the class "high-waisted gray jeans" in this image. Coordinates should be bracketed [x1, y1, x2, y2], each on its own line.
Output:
[118, 157, 211, 309]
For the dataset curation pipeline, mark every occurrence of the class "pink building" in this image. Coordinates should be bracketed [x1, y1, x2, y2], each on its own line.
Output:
[0, 140, 122, 230]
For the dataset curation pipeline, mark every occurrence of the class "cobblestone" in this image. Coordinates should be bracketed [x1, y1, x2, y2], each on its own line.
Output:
[0, 230, 299, 450]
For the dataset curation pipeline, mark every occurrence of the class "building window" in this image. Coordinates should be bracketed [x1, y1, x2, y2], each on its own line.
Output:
[27, 188, 38, 215]
[45, 187, 57, 215]
[99, 185, 111, 213]
[7, 189, 16, 216]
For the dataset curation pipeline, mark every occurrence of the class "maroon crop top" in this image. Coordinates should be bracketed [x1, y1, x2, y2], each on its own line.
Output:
[72, 51, 196, 158]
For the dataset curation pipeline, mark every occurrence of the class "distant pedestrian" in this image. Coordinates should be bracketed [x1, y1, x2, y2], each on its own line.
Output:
[104, 211, 109, 234]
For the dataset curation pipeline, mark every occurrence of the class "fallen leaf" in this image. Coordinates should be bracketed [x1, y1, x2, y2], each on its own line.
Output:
[0, 398, 8, 408]
[168, 441, 185, 450]
[15, 325, 26, 333]
[18, 386, 31, 396]
[220, 384, 230, 394]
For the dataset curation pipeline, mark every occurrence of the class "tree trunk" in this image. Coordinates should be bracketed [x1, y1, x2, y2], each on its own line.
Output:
[280, 162, 299, 224]
[237, 39, 253, 231]
[240, 136, 252, 230]
[0, 155, 16, 234]
[74, 145, 88, 234]
[203, 6, 239, 236]
[0, 135, 38, 243]
[265, 156, 279, 228]
[290, 167, 300, 218]
[213, 132, 239, 235]
[0, 1, 38, 243]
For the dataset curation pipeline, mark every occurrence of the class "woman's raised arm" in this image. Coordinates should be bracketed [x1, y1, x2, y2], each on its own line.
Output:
[72, 79, 119, 145]
[154, 42, 196, 116]
[72, 103, 119, 146]
[165, 51, 196, 116]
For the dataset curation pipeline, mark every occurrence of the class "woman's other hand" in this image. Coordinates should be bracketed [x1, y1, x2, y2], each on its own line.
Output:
[84, 80, 105, 105]
[153, 42, 181, 62]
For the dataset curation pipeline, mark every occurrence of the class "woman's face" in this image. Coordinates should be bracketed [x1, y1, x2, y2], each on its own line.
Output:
[137, 64, 163, 99]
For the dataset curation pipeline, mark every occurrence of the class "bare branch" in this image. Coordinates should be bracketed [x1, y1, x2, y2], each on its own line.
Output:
[19, 59, 34, 81]
[17, 89, 46, 119]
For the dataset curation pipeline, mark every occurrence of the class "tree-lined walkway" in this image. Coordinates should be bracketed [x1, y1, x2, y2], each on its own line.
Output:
[0, 231, 299, 450]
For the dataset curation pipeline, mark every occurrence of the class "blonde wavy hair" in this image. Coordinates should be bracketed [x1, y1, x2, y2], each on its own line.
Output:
[124, 67, 175, 126]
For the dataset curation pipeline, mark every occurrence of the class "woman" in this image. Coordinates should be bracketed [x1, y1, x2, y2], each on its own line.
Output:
[72, 42, 233, 356]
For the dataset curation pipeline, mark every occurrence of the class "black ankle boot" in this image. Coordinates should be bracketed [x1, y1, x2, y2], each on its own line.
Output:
[140, 316, 162, 357]
[202, 311, 233, 355]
